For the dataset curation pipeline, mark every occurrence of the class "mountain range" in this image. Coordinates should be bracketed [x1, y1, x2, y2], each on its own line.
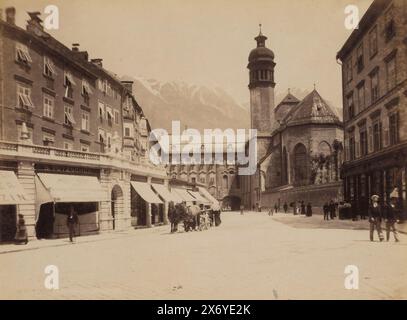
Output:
[124, 76, 342, 132]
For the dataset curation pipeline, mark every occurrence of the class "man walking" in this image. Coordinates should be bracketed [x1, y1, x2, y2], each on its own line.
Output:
[385, 194, 400, 242]
[368, 195, 384, 242]
[67, 206, 78, 243]
[323, 202, 329, 220]
[283, 202, 288, 214]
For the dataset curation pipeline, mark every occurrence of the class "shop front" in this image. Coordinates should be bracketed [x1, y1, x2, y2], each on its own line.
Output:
[34, 173, 109, 239]
[130, 181, 163, 227]
[0, 170, 30, 243]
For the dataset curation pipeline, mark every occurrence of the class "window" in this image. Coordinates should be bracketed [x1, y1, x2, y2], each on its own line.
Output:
[385, 6, 395, 42]
[106, 133, 112, 149]
[98, 79, 106, 92]
[346, 57, 352, 82]
[389, 112, 399, 146]
[15, 42, 32, 64]
[369, 26, 378, 57]
[359, 128, 368, 156]
[124, 125, 131, 137]
[81, 111, 90, 131]
[81, 144, 90, 152]
[98, 101, 105, 122]
[114, 110, 119, 125]
[98, 128, 105, 144]
[370, 69, 379, 103]
[386, 55, 396, 91]
[293, 143, 307, 185]
[64, 71, 76, 99]
[64, 105, 76, 126]
[44, 56, 55, 78]
[357, 84, 365, 111]
[17, 84, 34, 109]
[82, 80, 93, 96]
[106, 106, 113, 126]
[349, 135, 356, 161]
[357, 43, 364, 72]
[373, 121, 382, 152]
[43, 95, 54, 119]
[63, 141, 73, 150]
[42, 133, 55, 146]
[347, 93, 354, 119]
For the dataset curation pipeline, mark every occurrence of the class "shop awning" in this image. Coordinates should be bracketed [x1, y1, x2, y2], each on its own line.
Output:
[0, 170, 30, 205]
[36, 173, 108, 203]
[131, 181, 163, 204]
[151, 184, 183, 203]
[172, 188, 196, 203]
[198, 187, 219, 205]
[188, 190, 210, 204]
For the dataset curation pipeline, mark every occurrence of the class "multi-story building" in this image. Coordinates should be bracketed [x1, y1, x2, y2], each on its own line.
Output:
[166, 136, 242, 210]
[0, 8, 172, 242]
[336, 0, 407, 219]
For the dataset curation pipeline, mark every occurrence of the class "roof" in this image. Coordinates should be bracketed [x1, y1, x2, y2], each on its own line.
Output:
[275, 92, 300, 110]
[336, 0, 391, 60]
[282, 90, 341, 126]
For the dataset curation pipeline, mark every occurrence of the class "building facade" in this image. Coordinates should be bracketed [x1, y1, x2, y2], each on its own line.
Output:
[0, 8, 170, 242]
[337, 0, 407, 219]
[240, 29, 344, 213]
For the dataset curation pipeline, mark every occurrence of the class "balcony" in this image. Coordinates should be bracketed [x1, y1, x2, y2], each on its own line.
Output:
[0, 140, 167, 178]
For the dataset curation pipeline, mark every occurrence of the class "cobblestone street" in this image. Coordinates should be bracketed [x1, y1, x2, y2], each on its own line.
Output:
[1, 212, 406, 300]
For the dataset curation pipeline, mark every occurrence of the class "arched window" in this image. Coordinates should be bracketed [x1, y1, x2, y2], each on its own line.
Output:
[282, 147, 288, 185]
[222, 175, 228, 189]
[318, 141, 331, 156]
[294, 143, 307, 185]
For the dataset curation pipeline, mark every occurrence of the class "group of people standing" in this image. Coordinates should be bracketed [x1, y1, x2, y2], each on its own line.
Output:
[323, 200, 337, 220]
[369, 194, 399, 242]
[291, 201, 313, 217]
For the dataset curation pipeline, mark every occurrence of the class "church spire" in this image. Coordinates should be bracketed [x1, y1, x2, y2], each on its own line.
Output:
[255, 23, 267, 47]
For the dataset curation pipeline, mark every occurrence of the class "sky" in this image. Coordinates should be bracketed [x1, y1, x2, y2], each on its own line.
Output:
[3, 0, 373, 108]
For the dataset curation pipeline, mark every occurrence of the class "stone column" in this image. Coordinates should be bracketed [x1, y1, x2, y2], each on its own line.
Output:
[17, 161, 36, 238]
[163, 179, 169, 225]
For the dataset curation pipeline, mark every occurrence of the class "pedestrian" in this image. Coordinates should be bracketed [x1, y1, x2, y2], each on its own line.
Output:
[293, 202, 297, 215]
[212, 202, 221, 227]
[323, 202, 329, 220]
[67, 206, 78, 243]
[283, 202, 288, 213]
[329, 200, 335, 219]
[384, 193, 400, 242]
[268, 207, 273, 216]
[240, 204, 244, 215]
[300, 201, 306, 215]
[14, 214, 28, 245]
[368, 195, 384, 242]
[306, 202, 312, 217]
[274, 203, 278, 214]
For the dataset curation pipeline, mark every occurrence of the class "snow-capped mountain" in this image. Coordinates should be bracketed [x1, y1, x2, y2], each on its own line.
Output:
[125, 76, 250, 132]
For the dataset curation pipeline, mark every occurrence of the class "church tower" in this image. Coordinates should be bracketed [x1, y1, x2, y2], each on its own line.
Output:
[247, 25, 276, 134]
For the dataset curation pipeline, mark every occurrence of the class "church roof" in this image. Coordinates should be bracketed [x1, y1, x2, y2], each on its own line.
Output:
[278, 92, 300, 105]
[282, 90, 341, 126]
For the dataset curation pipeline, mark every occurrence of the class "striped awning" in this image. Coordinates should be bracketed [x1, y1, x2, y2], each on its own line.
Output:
[151, 184, 183, 203]
[131, 181, 163, 204]
[187, 190, 210, 204]
[172, 188, 196, 203]
[0, 170, 30, 205]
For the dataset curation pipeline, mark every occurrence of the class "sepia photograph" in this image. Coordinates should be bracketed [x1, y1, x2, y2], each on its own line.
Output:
[0, 0, 406, 305]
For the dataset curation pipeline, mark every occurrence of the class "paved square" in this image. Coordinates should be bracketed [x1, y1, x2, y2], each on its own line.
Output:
[1, 212, 406, 299]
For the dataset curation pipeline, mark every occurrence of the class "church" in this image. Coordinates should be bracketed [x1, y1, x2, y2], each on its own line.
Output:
[239, 28, 344, 213]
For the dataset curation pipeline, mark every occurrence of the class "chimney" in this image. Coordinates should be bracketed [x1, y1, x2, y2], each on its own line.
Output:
[121, 81, 134, 93]
[91, 58, 103, 68]
[5, 7, 16, 24]
[72, 43, 80, 52]
[26, 11, 44, 34]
